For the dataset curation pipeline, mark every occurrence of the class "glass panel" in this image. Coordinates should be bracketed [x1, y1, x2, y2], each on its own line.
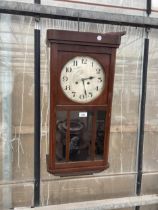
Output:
[107, 26, 144, 174]
[95, 111, 106, 160]
[69, 111, 92, 161]
[143, 29, 158, 172]
[56, 111, 67, 162]
[151, 0, 158, 17]
[55, 110, 106, 162]
[40, 175, 136, 206]
[0, 14, 34, 209]
[41, 0, 146, 16]
[0, 14, 34, 181]
[152, 0, 158, 10]
[6, 0, 33, 3]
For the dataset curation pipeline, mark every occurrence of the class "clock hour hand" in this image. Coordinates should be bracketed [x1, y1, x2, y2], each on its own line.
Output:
[81, 79, 87, 97]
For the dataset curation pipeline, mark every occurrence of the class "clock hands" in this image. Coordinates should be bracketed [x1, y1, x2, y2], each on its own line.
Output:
[74, 76, 96, 99]
[75, 76, 95, 84]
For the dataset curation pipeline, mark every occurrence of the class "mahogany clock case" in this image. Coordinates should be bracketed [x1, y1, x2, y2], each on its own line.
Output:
[47, 29, 125, 175]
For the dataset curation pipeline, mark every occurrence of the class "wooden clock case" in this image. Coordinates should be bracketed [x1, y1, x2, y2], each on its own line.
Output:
[46, 29, 125, 176]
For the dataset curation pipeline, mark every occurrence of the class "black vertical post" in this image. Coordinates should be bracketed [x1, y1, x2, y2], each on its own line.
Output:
[34, 28, 41, 206]
[135, 38, 149, 210]
[146, 0, 151, 16]
[34, 0, 41, 206]
[35, 0, 41, 3]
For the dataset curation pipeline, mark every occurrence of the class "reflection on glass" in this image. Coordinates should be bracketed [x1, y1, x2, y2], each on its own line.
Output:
[69, 111, 93, 161]
[95, 111, 106, 160]
[55, 110, 106, 162]
[56, 111, 67, 162]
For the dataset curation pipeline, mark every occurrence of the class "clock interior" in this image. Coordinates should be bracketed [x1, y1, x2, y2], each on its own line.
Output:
[56, 110, 106, 162]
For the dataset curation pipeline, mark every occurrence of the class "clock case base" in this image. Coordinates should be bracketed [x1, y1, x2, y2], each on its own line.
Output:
[46, 155, 109, 176]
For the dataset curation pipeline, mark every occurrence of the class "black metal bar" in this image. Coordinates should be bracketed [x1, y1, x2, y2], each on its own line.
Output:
[34, 29, 41, 207]
[135, 38, 149, 210]
[0, 8, 157, 29]
[0, 2, 158, 29]
[35, 0, 41, 4]
[146, 0, 151, 16]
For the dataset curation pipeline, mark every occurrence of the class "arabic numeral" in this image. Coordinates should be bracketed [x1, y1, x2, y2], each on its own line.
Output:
[64, 85, 71, 91]
[72, 92, 76, 97]
[66, 67, 72, 72]
[96, 68, 101, 74]
[62, 76, 68, 82]
[79, 94, 85, 99]
[88, 92, 93, 97]
[81, 58, 87, 64]
[98, 77, 102, 82]
[73, 60, 78, 66]
[96, 86, 99, 91]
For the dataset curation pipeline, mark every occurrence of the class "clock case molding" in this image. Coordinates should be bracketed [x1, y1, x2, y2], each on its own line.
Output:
[47, 29, 125, 176]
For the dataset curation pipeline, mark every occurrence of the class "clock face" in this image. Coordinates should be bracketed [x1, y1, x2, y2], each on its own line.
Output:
[60, 56, 105, 103]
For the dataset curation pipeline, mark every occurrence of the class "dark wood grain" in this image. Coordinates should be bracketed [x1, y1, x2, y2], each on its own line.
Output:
[66, 111, 70, 161]
[47, 29, 126, 46]
[48, 44, 58, 170]
[91, 111, 97, 160]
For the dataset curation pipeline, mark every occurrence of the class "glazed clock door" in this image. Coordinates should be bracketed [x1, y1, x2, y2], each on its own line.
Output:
[55, 110, 106, 163]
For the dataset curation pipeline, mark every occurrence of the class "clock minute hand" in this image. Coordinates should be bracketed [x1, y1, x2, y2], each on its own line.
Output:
[82, 76, 95, 81]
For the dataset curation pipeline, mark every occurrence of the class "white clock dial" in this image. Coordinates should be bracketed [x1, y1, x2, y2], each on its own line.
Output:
[60, 56, 105, 103]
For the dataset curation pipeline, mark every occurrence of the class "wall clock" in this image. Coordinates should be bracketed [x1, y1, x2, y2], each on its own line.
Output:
[47, 29, 125, 175]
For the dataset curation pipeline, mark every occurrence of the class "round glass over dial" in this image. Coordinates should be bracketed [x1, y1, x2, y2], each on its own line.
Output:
[60, 56, 105, 103]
